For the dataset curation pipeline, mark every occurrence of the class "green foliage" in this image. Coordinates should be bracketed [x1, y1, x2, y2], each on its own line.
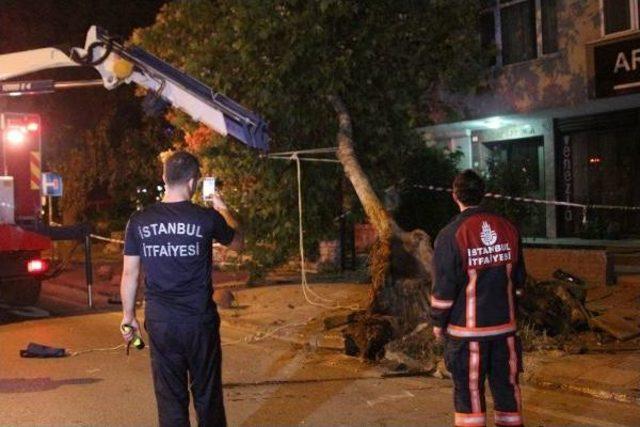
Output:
[134, 1, 484, 269]
[50, 89, 172, 229]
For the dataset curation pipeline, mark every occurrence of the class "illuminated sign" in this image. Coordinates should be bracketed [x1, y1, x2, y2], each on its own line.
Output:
[594, 35, 640, 98]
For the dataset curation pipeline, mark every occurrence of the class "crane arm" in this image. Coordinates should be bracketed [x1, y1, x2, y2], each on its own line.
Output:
[0, 26, 269, 151]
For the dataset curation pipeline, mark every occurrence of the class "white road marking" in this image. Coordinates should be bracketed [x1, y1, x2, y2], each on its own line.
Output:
[366, 391, 415, 407]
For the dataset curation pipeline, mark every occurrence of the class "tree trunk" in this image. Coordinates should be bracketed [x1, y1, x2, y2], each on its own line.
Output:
[328, 95, 434, 360]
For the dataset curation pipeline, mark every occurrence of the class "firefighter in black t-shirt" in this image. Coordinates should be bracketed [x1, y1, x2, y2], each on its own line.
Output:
[431, 170, 526, 427]
[121, 151, 243, 427]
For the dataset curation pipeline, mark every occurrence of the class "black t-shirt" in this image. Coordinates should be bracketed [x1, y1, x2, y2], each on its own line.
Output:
[123, 201, 235, 321]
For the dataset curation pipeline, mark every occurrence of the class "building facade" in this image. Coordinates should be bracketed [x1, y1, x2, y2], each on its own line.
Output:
[421, 0, 640, 240]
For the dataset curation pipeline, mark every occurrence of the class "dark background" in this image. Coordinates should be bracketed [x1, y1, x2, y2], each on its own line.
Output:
[0, 0, 167, 162]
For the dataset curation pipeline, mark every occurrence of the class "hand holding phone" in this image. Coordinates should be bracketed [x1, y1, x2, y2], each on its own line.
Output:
[210, 192, 229, 212]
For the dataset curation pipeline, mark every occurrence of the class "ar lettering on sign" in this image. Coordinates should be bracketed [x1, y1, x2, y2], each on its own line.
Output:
[613, 48, 640, 74]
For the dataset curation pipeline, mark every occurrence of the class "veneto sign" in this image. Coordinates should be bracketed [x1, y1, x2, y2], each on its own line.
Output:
[594, 35, 640, 98]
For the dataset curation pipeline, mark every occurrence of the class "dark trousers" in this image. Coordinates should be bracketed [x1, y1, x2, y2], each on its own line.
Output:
[146, 317, 226, 427]
[444, 335, 523, 427]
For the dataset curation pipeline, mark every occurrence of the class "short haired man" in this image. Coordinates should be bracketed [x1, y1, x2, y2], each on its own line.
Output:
[120, 151, 243, 427]
[431, 169, 525, 427]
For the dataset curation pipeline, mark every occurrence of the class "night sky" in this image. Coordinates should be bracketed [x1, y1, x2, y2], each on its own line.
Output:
[0, 0, 167, 157]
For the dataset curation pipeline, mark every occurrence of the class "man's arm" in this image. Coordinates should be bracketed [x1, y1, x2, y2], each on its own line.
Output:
[120, 255, 141, 341]
[211, 193, 244, 252]
[430, 232, 460, 339]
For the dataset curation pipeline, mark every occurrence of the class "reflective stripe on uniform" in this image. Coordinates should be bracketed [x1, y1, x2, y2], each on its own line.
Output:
[431, 296, 454, 309]
[466, 269, 478, 327]
[469, 341, 481, 414]
[447, 322, 516, 338]
[495, 410, 522, 426]
[455, 412, 486, 427]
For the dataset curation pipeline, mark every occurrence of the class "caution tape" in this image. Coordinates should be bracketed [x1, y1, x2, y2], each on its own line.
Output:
[414, 185, 640, 212]
[90, 234, 124, 244]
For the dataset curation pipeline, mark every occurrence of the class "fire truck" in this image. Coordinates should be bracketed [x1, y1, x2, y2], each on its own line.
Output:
[0, 26, 268, 306]
[0, 113, 50, 305]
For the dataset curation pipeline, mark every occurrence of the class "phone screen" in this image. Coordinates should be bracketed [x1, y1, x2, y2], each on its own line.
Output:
[202, 177, 216, 201]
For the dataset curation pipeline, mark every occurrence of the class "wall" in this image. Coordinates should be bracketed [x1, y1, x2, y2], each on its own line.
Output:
[523, 247, 615, 286]
[445, 0, 601, 120]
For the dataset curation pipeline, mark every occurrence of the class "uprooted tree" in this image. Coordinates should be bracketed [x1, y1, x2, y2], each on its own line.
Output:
[135, 1, 485, 358]
[330, 95, 436, 359]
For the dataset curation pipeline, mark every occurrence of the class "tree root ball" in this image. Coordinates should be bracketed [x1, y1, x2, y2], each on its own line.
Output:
[343, 313, 395, 360]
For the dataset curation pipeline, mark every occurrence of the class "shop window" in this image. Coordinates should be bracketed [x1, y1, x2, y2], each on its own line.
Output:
[482, 0, 559, 66]
[602, 0, 633, 35]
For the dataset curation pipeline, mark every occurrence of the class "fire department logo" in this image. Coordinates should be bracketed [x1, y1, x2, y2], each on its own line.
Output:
[480, 221, 497, 246]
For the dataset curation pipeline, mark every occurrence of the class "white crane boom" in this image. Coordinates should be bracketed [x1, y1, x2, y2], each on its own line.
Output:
[0, 26, 269, 151]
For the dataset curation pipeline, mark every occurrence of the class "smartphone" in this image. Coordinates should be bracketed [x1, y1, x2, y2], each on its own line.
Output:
[202, 177, 216, 201]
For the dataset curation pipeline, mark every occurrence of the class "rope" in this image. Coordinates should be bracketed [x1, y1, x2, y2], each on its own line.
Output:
[269, 147, 337, 156]
[291, 153, 359, 311]
[268, 147, 340, 164]
[269, 155, 340, 163]
[222, 321, 309, 347]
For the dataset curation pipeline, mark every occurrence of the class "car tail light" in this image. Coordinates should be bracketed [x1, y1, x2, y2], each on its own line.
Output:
[27, 259, 48, 274]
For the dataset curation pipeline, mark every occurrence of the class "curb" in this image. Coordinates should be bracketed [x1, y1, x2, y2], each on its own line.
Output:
[524, 373, 640, 406]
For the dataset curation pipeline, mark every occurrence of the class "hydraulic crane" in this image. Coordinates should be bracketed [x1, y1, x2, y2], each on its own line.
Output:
[0, 26, 269, 305]
[0, 25, 269, 150]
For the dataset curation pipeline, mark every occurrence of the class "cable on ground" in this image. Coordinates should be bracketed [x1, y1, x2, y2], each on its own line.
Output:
[67, 343, 127, 357]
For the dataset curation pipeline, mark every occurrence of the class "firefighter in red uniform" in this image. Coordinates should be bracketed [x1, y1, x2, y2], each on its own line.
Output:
[431, 170, 525, 427]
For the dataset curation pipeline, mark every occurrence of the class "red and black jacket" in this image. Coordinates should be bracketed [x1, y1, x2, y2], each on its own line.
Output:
[430, 207, 526, 341]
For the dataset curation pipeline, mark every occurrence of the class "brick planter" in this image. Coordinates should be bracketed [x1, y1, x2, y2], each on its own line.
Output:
[523, 247, 615, 286]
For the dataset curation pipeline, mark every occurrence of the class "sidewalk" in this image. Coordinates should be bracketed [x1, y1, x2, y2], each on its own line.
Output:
[225, 282, 640, 407]
[524, 351, 640, 405]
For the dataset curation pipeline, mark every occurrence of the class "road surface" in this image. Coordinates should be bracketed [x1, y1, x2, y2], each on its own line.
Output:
[1, 311, 640, 424]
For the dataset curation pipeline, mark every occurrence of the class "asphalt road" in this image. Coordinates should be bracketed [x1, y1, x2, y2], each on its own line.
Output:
[2, 275, 640, 425]
[0, 275, 120, 326]
[2, 309, 640, 426]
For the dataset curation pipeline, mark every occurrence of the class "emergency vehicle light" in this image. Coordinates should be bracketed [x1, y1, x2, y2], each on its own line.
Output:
[5, 127, 26, 144]
[27, 258, 48, 274]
